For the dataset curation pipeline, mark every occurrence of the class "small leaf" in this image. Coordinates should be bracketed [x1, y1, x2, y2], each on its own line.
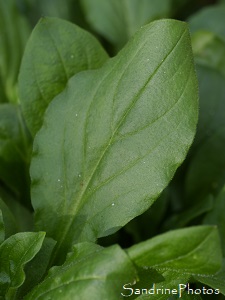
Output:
[18, 17, 109, 136]
[0, 231, 45, 299]
[31, 19, 198, 264]
[0, 0, 30, 103]
[81, 0, 172, 50]
[25, 242, 137, 300]
[16, 237, 57, 299]
[127, 226, 222, 275]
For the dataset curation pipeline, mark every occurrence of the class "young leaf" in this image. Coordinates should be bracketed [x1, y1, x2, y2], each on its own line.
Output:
[0, 231, 45, 299]
[18, 17, 109, 136]
[31, 19, 198, 264]
[0, 0, 30, 103]
[127, 226, 222, 275]
[0, 209, 4, 244]
[81, 0, 172, 50]
[25, 243, 137, 300]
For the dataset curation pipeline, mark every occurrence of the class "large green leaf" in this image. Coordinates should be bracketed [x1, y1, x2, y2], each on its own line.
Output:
[18, 17, 109, 136]
[25, 242, 137, 300]
[0, 104, 32, 208]
[31, 19, 198, 264]
[0, 0, 30, 103]
[0, 231, 45, 299]
[81, 0, 172, 51]
[127, 226, 222, 275]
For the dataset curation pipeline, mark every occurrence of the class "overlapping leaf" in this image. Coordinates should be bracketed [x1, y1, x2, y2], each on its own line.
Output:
[0, 232, 45, 299]
[16, 237, 57, 299]
[0, 0, 30, 103]
[81, 0, 172, 50]
[128, 226, 222, 299]
[18, 17, 108, 136]
[127, 226, 222, 275]
[31, 19, 198, 264]
[25, 243, 137, 300]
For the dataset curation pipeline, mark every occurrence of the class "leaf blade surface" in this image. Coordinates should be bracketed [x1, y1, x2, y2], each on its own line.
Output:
[0, 231, 45, 299]
[18, 17, 108, 136]
[31, 19, 199, 263]
[25, 243, 137, 300]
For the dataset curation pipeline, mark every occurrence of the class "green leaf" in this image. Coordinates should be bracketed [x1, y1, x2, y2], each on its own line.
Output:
[195, 259, 225, 296]
[0, 231, 45, 299]
[0, 0, 30, 103]
[185, 32, 225, 201]
[0, 197, 17, 238]
[16, 237, 57, 299]
[185, 126, 225, 201]
[31, 19, 198, 264]
[25, 242, 137, 300]
[189, 4, 225, 42]
[81, 0, 172, 50]
[203, 186, 225, 256]
[0, 103, 32, 208]
[18, 17, 109, 136]
[0, 209, 4, 244]
[191, 31, 225, 146]
[127, 226, 222, 275]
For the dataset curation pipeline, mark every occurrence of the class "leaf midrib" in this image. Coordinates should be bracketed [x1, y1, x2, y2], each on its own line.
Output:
[54, 27, 187, 261]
